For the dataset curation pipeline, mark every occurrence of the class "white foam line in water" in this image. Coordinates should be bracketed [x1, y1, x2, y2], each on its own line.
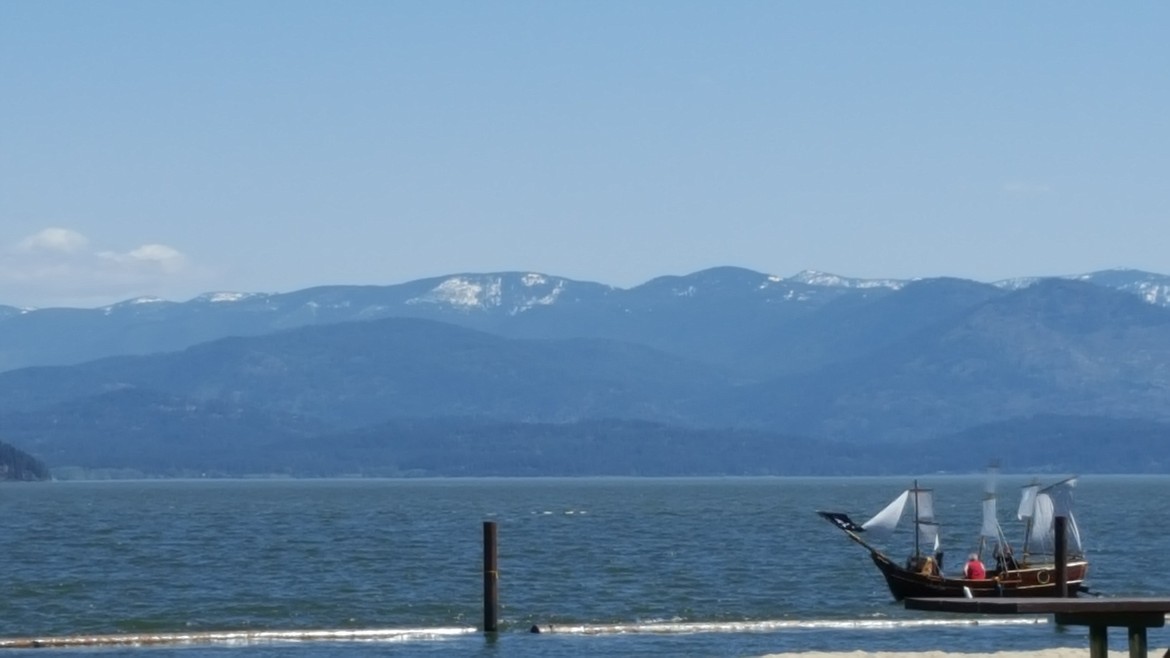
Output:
[0, 627, 478, 649]
[0, 618, 1051, 649]
[532, 617, 1049, 635]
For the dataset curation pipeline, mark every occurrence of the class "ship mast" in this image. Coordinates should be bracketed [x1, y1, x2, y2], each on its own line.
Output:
[913, 479, 920, 557]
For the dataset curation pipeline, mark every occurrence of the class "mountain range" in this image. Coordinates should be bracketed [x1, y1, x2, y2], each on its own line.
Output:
[2, 266, 1169, 478]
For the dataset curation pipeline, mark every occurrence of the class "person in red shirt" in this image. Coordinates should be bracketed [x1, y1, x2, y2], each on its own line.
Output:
[964, 553, 986, 579]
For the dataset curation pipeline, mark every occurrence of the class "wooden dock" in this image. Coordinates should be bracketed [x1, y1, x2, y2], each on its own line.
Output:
[906, 596, 1170, 658]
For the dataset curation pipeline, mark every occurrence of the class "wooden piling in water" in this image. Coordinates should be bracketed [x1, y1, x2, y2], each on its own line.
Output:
[483, 520, 499, 633]
[1055, 515, 1068, 597]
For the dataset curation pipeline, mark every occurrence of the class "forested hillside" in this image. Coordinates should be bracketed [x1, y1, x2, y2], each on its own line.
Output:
[1, 269, 1169, 478]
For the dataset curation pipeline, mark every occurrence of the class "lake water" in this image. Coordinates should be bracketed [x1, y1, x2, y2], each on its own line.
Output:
[1, 476, 1166, 657]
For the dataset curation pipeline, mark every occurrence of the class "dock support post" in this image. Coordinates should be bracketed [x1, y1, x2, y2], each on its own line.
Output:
[1055, 515, 1068, 597]
[1088, 625, 1107, 658]
[1127, 625, 1147, 658]
[483, 521, 499, 633]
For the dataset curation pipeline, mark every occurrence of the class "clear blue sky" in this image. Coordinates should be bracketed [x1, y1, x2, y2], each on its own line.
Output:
[2, 2, 1168, 307]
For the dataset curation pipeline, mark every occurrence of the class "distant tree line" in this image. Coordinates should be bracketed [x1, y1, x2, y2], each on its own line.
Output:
[8, 409, 1170, 479]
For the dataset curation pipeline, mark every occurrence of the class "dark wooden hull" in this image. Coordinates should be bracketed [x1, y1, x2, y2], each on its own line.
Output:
[871, 552, 1088, 601]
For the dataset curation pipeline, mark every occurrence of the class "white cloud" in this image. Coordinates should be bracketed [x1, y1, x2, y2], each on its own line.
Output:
[0, 228, 210, 308]
[16, 227, 90, 254]
[100, 243, 189, 273]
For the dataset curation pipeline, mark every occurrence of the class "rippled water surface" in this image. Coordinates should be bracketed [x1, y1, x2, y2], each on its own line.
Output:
[1, 476, 1167, 656]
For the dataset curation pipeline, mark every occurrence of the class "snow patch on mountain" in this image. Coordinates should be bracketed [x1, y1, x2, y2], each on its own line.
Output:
[788, 270, 905, 290]
[100, 296, 172, 315]
[407, 276, 503, 310]
[195, 292, 262, 304]
[993, 277, 1039, 290]
[406, 273, 572, 314]
[1071, 269, 1170, 306]
[1084, 278, 1170, 306]
[0, 305, 33, 317]
[1131, 283, 1170, 305]
[994, 270, 1170, 306]
[106, 296, 167, 308]
[517, 279, 565, 311]
[782, 289, 815, 302]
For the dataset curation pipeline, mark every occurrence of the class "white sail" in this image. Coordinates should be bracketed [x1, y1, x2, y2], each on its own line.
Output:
[980, 496, 1000, 538]
[912, 487, 939, 554]
[862, 490, 909, 537]
[911, 487, 934, 524]
[984, 465, 999, 495]
[1022, 477, 1082, 556]
[1066, 512, 1084, 554]
[861, 484, 940, 550]
[859, 485, 941, 556]
[1030, 492, 1056, 549]
[918, 520, 940, 552]
[1044, 478, 1082, 553]
[1017, 484, 1040, 520]
[1046, 478, 1077, 517]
